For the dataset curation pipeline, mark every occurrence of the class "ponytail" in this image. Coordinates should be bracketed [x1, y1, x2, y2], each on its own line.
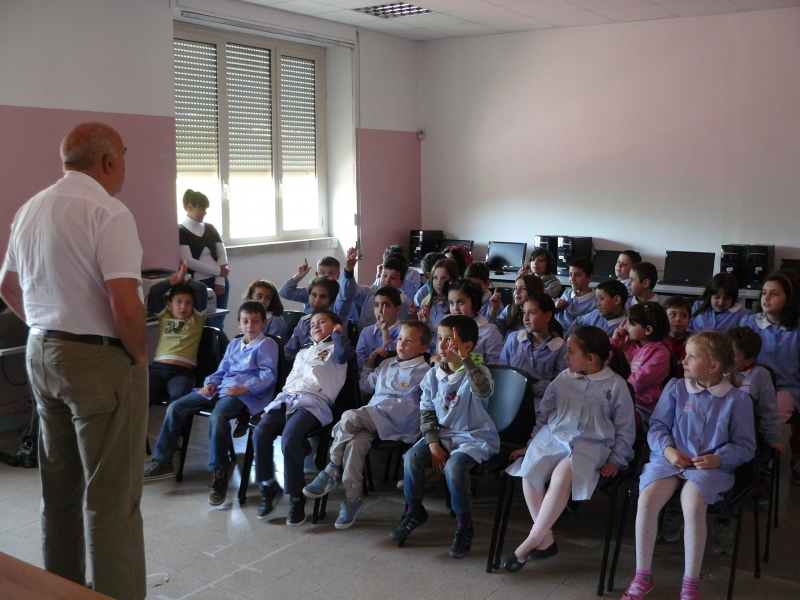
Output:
[606, 346, 631, 380]
[570, 325, 631, 379]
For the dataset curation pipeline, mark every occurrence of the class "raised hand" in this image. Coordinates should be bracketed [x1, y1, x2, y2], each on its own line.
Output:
[345, 244, 358, 271]
[443, 327, 468, 363]
[418, 304, 430, 324]
[517, 259, 529, 277]
[369, 339, 392, 360]
[168, 261, 188, 286]
[294, 258, 311, 282]
[488, 288, 502, 316]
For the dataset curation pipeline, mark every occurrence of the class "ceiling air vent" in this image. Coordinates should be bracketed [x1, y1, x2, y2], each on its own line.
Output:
[354, 3, 433, 19]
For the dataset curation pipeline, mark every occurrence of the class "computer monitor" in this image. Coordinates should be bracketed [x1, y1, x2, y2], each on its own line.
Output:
[661, 251, 716, 287]
[780, 259, 800, 278]
[592, 250, 619, 282]
[439, 239, 474, 252]
[486, 241, 527, 274]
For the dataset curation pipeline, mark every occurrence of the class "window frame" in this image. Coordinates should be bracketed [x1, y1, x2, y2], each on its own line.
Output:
[174, 23, 328, 245]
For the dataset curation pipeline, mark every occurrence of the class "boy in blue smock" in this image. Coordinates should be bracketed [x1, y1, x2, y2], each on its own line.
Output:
[390, 315, 498, 559]
[279, 251, 360, 321]
[355, 286, 403, 371]
[374, 245, 422, 299]
[555, 257, 597, 330]
[342, 253, 414, 332]
[254, 310, 355, 526]
[283, 276, 351, 361]
[304, 321, 432, 529]
[144, 301, 280, 507]
[569, 279, 627, 338]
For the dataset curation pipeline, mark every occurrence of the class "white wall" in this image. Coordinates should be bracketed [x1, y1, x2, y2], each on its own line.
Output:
[419, 8, 800, 271]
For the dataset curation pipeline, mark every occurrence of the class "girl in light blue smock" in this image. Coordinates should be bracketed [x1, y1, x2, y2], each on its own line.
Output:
[623, 332, 755, 600]
[498, 293, 567, 409]
[502, 326, 635, 573]
[687, 273, 751, 333]
[487, 274, 543, 338]
[446, 279, 504, 364]
[245, 279, 289, 340]
[418, 258, 459, 336]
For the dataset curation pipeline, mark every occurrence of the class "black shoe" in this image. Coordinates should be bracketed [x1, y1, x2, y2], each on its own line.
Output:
[287, 495, 306, 526]
[258, 481, 283, 519]
[389, 506, 429, 541]
[232, 416, 248, 438]
[503, 552, 527, 573]
[208, 470, 228, 506]
[449, 525, 474, 559]
[528, 541, 558, 561]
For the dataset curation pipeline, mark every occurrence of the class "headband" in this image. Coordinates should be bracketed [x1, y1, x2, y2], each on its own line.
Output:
[779, 275, 794, 297]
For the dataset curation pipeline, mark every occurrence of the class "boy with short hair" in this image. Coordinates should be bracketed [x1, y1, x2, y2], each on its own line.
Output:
[254, 310, 355, 526]
[355, 286, 403, 371]
[280, 253, 360, 322]
[304, 321, 433, 528]
[376, 245, 422, 298]
[343, 253, 414, 332]
[569, 279, 627, 337]
[628, 262, 659, 306]
[148, 261, 208, 405]
[284, 276, 348, 361]
[465, 261, 496, 319]
[663, 295, 692, 378]
[145, 301, 280, 507]
[414, 251, 447, 308]
[390, 315, 498, 559]
[555, 257, 596, 330]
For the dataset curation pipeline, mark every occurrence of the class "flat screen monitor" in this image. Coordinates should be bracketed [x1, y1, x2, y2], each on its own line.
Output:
[439, 239, 474, 252]
[661, 251, 716, 287]
[592, 250, 619, 282]
[486, 241, 527, 274]
[780, 259, 800, 277]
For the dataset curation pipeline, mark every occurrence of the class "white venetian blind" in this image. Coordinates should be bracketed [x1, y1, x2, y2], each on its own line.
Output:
[279, 56, 316, 174]
[174, 40, 219, 171]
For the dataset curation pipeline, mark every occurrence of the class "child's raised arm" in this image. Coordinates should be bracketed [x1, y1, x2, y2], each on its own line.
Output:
[332, 325, 355, 364]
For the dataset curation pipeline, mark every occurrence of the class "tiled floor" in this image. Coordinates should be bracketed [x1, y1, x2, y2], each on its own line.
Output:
[1, 413, 800, 600]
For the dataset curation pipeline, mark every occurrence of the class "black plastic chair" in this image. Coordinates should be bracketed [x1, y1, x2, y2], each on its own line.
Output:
[282, 310, 305, 340]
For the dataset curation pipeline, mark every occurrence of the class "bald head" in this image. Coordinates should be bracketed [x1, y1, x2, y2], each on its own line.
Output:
[60, 122, 127, 196]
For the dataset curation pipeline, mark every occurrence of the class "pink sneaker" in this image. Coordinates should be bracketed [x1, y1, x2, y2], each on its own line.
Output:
[622, 576, 654, 600]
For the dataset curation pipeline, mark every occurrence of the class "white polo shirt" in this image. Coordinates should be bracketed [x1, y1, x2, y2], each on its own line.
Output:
[2, 171, 143, 338]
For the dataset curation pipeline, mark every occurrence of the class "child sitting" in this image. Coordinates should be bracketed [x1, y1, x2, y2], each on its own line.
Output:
[413, 251, 446, 308]
[355, 286, 402, 371]
[569, 279, 628, 337]
[447, 279, 504, 364]
[303, 321, 432, 529]
[444, 247, 467, 277]
[519, 248, 562, 298]
[148, 261, 208, 406]
[389, 315, 498, 559]
[144, 301, 280, 507]
[465, 261, 497, 319]
[418, 258, 459, 333]
[664, 296, 692, 379]
[628, 262, 659, 307]
[244, 279, 288, 339]
[623, 332, 755, 600]
[253, 310, 355, 525]
[343, 253, 413, 332]
[375, 245, 422, 299]
[488, 274, 544, 338]
[555, 257, 597, 330]
[615, 250, 641, 295]
[502, 326, 635, 572]
[612, 302, 672, 430]
[279, 253, 359, 321]
[498, 293, 568, 410]
[688, 273, 752, 333]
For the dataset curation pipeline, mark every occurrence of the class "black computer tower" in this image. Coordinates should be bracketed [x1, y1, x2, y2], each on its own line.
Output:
[556, 237, 593, 276]
[409, 230, 444, 267]
[534, 235, 560, 255]
[744, 245, 775, 289]
[720, 244, 747, 288]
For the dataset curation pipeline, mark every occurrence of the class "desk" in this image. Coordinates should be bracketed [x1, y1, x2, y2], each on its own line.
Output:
[489, 272, 522, 284]
[554, 275, 761, 302]
[0, 345, 26, 357]
[0, 551, 112, 599]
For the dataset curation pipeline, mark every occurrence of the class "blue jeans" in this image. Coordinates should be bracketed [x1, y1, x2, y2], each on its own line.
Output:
[403, 438, 478, 520]
[201, 276, 229, 332]
[148, 362, 195, 405]
[153, 392, 244, 471]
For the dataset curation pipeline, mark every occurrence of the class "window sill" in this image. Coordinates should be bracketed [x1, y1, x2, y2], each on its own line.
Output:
[227, 237, 338, 258]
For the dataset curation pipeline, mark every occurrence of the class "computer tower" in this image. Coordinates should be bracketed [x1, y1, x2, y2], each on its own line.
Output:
[409, 230, 444, 267]
[534, 235, 559, 255]
[556, 237, 593, 276]
[720, 244, 747, 288]
[743, 245, 775, 289]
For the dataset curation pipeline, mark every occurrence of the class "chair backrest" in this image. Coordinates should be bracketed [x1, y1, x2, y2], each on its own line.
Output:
[756, 363, 778, 392]
[662, 354, 679, 387]
[486, 365, 536, 446]
[330, 354, 361, 423]
[195, 326, 224, 386]
[282, 310, 305, 339]
[264, 333, 288, 393]
[347, 320, 359, 347]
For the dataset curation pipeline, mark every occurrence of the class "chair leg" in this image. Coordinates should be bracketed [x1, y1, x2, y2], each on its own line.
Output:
[229, 437, 237, 467]
[176, 416, 194, 483]
[312, 497, 321, 524]
[238, 429, 255, 505]
[382, 448, 393, 485]
[486, 473, 509, 573]
[494, 476, 517, 570]
[773, 455, 780, 529]
[145, 437, 151, 456]
[597, 480, 620, 596]
[753, 486, 761, 579]
[727, 504, 745, 600]
[765, 455, 779, 562]
[393, 447, 404, 483]
[365, 452, 375, 492]
[608, 486, 633, 592]
[362, 463, 370, 498]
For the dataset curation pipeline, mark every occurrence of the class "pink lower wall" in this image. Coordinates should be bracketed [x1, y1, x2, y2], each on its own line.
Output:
[0, 105, 178, 270]
[356, 128, 422, 285]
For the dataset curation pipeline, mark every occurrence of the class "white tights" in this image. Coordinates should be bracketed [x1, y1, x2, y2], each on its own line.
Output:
[635, 477, 708, 578]
[514, 457, 573, 560]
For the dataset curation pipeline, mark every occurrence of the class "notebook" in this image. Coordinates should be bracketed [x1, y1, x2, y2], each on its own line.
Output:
[592, 250, 620, 282]
[659, 251, 715, 287]
[486, 241, 527, 275]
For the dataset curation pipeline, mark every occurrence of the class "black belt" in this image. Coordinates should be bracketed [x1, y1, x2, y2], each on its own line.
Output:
[30, 328, 123, 347]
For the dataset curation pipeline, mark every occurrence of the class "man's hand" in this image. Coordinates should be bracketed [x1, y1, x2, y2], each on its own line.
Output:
[226, 385, 248, 397]
[345, 245, 358, 272]
[200, 382, 216, 396]
[293, 259, 311, 282]
[430, 442, 449, 474]
[664, 446, 693, 469]
[692, 454, 722, 470]
[599, 462, 618, 477]
[167, 261, 188, 286]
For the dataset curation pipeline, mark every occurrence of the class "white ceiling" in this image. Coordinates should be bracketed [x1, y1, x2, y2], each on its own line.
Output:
[241, 0, 800, 40]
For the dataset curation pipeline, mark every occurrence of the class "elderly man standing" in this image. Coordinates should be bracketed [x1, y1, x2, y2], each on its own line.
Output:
[0, 122, 148, 600]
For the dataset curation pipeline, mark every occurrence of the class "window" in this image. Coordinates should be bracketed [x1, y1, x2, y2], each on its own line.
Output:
[174, 25, 326, 244]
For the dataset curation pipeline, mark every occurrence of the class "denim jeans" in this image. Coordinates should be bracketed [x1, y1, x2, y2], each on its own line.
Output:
[148, 361, 195, 405]
[403, 438, 478, 520]
[153, 392, 245, 471]
[201, 276, 229, 332]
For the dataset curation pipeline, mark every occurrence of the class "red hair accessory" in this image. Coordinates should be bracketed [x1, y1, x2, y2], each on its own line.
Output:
[779, 275, 794, 297]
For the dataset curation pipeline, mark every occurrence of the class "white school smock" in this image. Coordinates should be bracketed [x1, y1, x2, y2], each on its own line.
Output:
[419, 364, 499, 463]
[688, 301, 751, 333]
[506, 367, 636, 501]
[640, 378, 755, 504]
[555, 289, 597, 330]
[475, 315, 504, 364]
[498, 330, 568, 401]
[359, 355, 431, 443]
[627, 293, 660, 308]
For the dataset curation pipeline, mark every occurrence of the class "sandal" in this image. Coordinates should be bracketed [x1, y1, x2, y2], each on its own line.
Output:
[622, 576, 654, 600]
